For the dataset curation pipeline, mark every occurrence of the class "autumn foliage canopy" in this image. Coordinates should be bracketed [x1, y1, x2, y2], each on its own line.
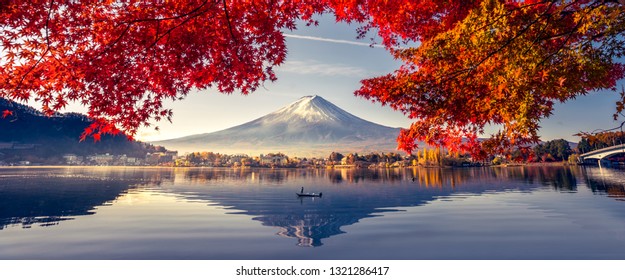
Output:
[1, 0, 624, 158]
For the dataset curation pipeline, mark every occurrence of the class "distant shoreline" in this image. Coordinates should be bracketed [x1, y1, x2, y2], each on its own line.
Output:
[0, 161, 586, 169]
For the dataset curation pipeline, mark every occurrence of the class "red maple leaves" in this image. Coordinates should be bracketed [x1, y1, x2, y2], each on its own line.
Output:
[1, 0, 325, 141]
[1, 0, 624, 157]
[79, 118, 124, 142]
[2, 109, 12, 118]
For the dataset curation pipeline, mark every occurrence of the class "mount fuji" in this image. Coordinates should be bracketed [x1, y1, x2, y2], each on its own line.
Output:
[153, 95, 403, 156]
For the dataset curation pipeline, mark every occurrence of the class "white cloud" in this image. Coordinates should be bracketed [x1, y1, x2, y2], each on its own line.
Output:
[284, 34, 383, 48]
[277, 60, 369, 77]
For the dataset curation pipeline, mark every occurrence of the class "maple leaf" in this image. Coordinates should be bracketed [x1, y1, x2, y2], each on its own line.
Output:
[558, 77, 567, 87]
[2, 110, 12, 118]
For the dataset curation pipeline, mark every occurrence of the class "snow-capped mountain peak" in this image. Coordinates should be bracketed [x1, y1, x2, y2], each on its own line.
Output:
[267, 95, 365, 124]
[154, 95, 402, 156]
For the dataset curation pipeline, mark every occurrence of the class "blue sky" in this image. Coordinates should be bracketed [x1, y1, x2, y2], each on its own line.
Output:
[57, 14, 625, 144]
[136, 15, 410, 142]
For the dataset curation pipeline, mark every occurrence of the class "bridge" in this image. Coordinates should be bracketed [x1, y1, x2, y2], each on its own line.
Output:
[579, 143, 625, 162]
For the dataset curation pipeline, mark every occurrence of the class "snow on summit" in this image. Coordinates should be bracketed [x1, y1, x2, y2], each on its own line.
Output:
[265, 95, 371, 124]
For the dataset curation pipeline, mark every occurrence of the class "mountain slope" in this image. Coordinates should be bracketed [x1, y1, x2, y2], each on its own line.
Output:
[0, 98, 157, 162]
[154, 95, 402, 156]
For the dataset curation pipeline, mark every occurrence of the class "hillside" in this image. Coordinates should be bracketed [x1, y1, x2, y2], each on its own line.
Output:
[0, 98, 159, 163]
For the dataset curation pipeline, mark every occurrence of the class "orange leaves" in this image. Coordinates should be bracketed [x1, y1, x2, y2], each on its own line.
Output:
[355, 0, 625, 157]
[558, 77, 567, 88]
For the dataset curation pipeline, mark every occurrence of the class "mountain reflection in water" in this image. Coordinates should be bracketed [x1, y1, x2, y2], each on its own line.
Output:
[160, 166, 587, 247]
[0, 166, 622, 249]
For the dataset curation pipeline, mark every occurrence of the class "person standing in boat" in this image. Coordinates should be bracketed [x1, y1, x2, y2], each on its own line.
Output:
[300, 187, 304, 194]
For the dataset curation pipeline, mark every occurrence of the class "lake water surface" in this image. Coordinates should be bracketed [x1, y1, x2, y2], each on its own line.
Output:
[1, 166, 625, 259]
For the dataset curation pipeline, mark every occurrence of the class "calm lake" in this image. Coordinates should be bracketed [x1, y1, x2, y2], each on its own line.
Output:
[1, 166, 625, 260]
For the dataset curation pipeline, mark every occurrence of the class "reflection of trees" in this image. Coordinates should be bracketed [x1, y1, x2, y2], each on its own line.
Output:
[409, 167, 506, 189]
[582, 167, 625, 200]
[326, 168, 406, 184]
[537, 167, 577, 191]
[166, 167, 581, 192]
[327, 170, 344, 184]
[406, 167, 576, 190]
[411, 167, 444, 188]
[176, 167, 428, 185]
[179, 168, 311, 184]
[494, 166, 579, 191]
[179, 168, 250, 183]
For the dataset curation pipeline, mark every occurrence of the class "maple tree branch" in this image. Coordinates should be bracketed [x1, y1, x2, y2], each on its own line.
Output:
[533, 2, 604, 70]
[45, 0, 52, 48]
[469, 1, 556, 73]
[143, 0, 219, 54]
[520, 14, 553, 57]
[221, 0, 238, 45]
[13, 0, 54, 94]
[474, 0, 553, 32]
[440, 0, 611, 85]
[93, 23, 132, 59]
[219, 0, 246, 65]
[437, 1, 559, 84]
[582, 120, 625, 138]
[119, 0, 214, 24]
[97, 0, 216, 60]
[519, 0, 586, 58]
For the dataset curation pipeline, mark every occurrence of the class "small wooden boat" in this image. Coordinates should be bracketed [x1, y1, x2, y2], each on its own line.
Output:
[297, 187, 322, 197]
[296, 192, 322, 197]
